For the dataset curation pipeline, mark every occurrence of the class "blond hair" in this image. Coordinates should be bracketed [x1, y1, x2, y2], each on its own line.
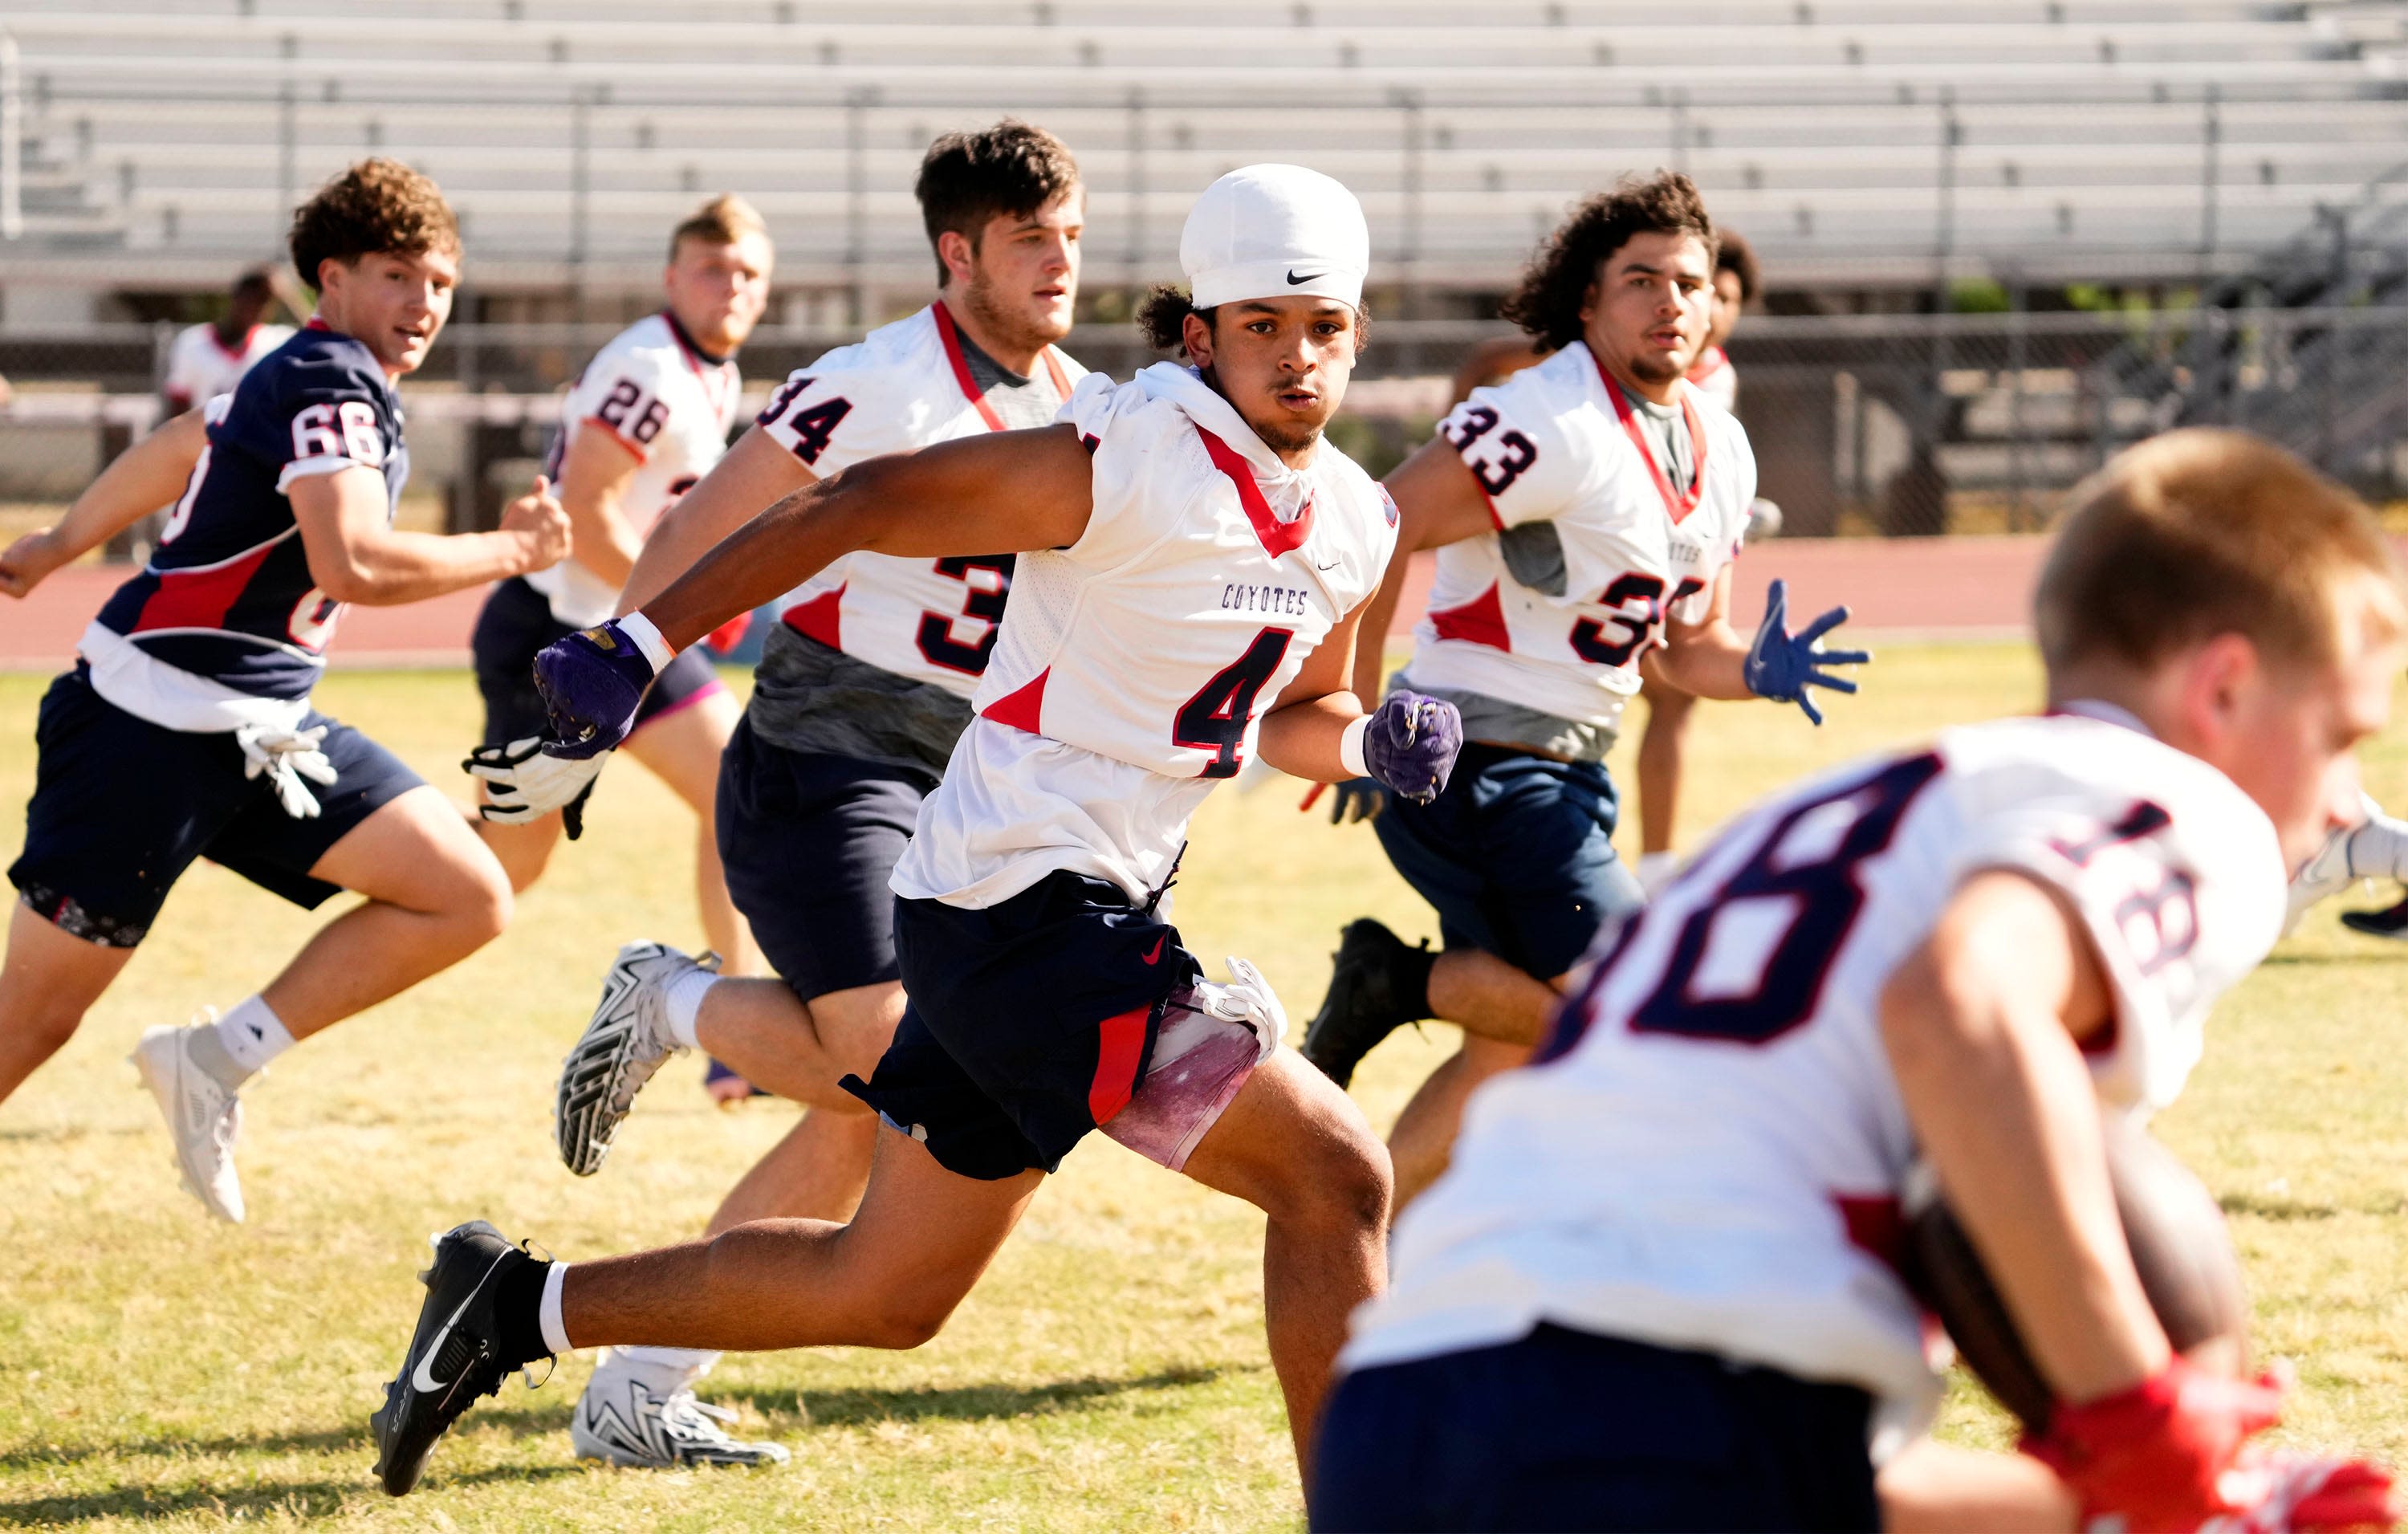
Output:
[2036, 428, 2405, 675]
[669, 194, 771, 260]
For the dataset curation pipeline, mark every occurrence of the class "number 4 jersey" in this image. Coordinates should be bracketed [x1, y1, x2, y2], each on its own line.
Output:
[88, 321, 408, 726]
[1341, 706, 2286, 1436]
[1403, 339, 1755, 733]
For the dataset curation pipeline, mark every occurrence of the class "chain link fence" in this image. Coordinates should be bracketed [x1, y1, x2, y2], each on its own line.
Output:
[6, 305, 2407, 555]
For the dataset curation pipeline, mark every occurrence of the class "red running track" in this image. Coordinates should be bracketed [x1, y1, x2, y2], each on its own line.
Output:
[0, 536, 2048, 671]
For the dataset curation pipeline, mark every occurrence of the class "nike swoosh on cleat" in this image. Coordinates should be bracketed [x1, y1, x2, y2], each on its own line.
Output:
[409, 1246, 514, 1394]
[1286, 269, 1326, 285]
[1141, 935, 1166, 965]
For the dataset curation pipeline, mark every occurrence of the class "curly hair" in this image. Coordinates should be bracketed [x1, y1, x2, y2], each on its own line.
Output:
[1716, 228, 1760, 303]
[1135, 283, 1371, 357]
[1499, 171, 1716, 353]
[916, 120, 1081, 284]
[288, 158, 459, 290]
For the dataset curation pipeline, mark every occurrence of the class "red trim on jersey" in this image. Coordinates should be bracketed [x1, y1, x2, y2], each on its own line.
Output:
[1088, 1004, 1150, 1124]
[580, 414, 653, 464]
[982, 667, 1049, 733]
[1686, 345, 1729, 385]
[1196, 426, 1314, 559]
[303, 317, 332, 332]
[1833, 1194, 1906, 1277]
[1427, 581, 1511, 651]
[207, 324, 261, 364]
[782, 584, 845, 649]
[131, 545, 276, 633]
[1594, 352, 1709, 525]
[1478, 486, 1505, 531]
[933, 300, 1073, 432]
[659, 309, 738, 419]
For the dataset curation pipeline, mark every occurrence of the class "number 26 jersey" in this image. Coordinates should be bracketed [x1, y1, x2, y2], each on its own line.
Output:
[1405, 340, 1755, 731]
[1344, 708, 2286, 1430]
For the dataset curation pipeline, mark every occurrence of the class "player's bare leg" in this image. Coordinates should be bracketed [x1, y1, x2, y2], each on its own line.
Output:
[1635, 671, 1698, 892]
[706, 1105, 880, 1231]
[0, 902, 136, 1103]
[621, 687, 758, 978]
[691, 978, 902, 1109]
[562, 1123, 1043, 1350]
[1877, 1438, 2078, 1532]
[1178, 1049, 1391, 1471]
[1385, 1033, 1532, 1210]
[258, 787, 513, 1037]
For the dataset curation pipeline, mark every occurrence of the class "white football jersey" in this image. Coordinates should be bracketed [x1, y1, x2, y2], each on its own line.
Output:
[891, 362, 1398, 909]
[1401, 340, 1755, 729]
[1687, 344, 1739, 412]
[161, 321, 295, 413]
[527, 312, 742, 627]
[759, 303, 1083, 695]
[1342, 706, 2287, 1435]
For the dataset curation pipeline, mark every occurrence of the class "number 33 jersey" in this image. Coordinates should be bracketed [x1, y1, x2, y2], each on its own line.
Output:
[758, 302, 1081, 695]
[1343, 708, 2286, 1430]
[526, 311, 742, 628]
[892, 362, 1397, 910]
[1404, 339, 1755, 730]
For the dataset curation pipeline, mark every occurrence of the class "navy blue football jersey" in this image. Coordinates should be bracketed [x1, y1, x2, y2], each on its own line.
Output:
[94, 322, 409, 699]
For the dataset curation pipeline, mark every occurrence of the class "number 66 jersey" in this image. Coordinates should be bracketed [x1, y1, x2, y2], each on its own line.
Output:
[1341, 706, 2287, 1436]
[1403, 339, 1754, 732]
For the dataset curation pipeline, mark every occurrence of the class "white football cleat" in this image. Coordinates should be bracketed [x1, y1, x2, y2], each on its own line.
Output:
[555, 942, 710, 1176]
[572, 1363, 789, 1470]
[130, 1018, 246, 1223]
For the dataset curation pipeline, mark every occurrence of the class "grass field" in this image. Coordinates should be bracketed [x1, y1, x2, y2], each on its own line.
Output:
[0, 643, 2404, 1530]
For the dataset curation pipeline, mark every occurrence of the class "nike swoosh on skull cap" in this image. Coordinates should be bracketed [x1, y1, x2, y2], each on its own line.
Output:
[1286, 269, 1327, 285]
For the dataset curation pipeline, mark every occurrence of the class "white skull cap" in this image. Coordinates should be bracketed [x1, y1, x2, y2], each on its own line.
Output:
[1180, 164, 1369, 312]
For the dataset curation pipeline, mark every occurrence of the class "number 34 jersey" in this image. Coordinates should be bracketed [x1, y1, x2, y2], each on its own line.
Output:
[1342, 708, 2286, 1431]
[1403, 340, 1755, 731]
[757, 302, 1081, 695]
[891, 362, 1398, 910]
[526, 311, 742, 628]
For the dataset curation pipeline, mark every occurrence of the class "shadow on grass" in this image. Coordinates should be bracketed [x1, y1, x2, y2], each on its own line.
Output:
[0, 1398, 576, 1471]
[717, 1364, 1251, 1426]
[2219, 1191, 2341, 1221]
[2258, 946, 2408, 966]
[0, 1460, 581, 1524]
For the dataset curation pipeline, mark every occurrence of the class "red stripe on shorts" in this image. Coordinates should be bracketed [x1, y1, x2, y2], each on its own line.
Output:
[1088, 1004, 1149, 1125]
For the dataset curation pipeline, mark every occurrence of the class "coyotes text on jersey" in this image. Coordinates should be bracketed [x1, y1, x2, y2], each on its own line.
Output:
[890, 361, 1397, 910]
[1404, 340, 1756, 730]
[1342, 707, 2286, 1440]
[758, 301, 1082, 698]
[525, 311, 742, 629]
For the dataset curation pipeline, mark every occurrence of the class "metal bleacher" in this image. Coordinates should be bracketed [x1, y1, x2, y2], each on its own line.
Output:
[6, 0, 2408, 299]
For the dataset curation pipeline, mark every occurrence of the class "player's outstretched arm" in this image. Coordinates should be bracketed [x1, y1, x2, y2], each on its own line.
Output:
[1262, 597, 1462, 804]
[639, 424, 1095, 653]
[1356, 439, 1513, 704]
[1660, 572, 1869, 719]
[550, 418, 649, 592]
[0, 407, 209, 598]
[616, 427, 814, 615]
[291, 467, 571, 607]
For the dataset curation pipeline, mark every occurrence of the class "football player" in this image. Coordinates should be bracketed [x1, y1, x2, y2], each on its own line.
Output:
[1312, 429, 2401, 1532]
[0, 161, 569, 1222]
[372, 164, 1454, 1496]
[161, 269, 296, 417]
[466, 196, 773, 991]
[477, 122, 1091, 1469]
[1302, 177, 1862, 1208]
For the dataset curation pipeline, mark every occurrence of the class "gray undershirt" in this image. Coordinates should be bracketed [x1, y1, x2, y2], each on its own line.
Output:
[744, 321, 1064, 775]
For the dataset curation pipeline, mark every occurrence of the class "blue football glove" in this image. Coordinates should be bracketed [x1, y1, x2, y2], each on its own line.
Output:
[1363, 690, 1464, 806]
[1326, 776, 1390, 824]
[532, 620, 660, 760]
[1743, 578, 1869, 726]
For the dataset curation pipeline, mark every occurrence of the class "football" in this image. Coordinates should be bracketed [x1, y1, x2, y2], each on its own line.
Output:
[1903, 1114, 2250, 1430]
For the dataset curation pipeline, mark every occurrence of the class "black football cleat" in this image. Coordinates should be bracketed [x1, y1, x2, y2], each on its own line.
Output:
[371, 1220, 545, 1496]
[2340, 896, 2408, 941]
[1302, 918, 1430, 1089]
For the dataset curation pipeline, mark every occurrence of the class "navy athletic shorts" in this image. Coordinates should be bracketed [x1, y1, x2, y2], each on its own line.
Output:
[471, 575, 723, 749]
[8, 665, 425, 947]
[1372, 741, 1645, 983]
[1311, 1324, 1878, 1532]
[844, 871, 1205, 1181]
[714, 712, 934, 1002]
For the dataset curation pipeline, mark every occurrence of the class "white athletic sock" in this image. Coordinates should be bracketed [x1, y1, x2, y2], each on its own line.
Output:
[662, 969, 718, 1052]
[539, 1262, 574, 1356]
[208, 995, 295, 1082]
[1636, 850, 1679, 898]
[613, 1345, 722, 1392]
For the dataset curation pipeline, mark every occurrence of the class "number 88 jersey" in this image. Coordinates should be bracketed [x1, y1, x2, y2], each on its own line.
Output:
[759, 303, 1083, 696]
[1403, 339, 1755, 731]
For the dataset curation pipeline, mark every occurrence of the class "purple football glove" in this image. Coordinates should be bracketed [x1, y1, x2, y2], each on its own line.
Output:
[532, 620, 659, 760]
[1743, 578, 1870, 726]
[1363, 690, 1463, 806]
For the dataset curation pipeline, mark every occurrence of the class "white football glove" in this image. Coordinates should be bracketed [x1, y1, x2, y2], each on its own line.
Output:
[466, 736, 608, 838]
[235, 722, 338, 820]
[2283, 793, 2407, 933]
